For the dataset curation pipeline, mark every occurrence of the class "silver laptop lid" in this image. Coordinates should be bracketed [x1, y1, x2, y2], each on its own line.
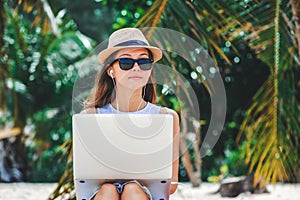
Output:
[73, 114, 173, 180]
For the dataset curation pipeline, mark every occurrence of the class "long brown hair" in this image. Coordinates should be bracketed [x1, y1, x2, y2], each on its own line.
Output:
[84, 49, 156, 109]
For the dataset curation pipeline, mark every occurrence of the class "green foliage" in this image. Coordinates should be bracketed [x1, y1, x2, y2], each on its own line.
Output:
[207, 164, 229, 183]
[207, 144, 248, 183]
[28, 146, 67, 182]
[26, 109, 72, 182]
[60, 0, 152, 42]
[1, 0, 93, 183]
[224, 144, 248, 177]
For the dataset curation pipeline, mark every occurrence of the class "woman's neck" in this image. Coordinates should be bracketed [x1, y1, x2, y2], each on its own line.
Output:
[111, 87, 146, 112]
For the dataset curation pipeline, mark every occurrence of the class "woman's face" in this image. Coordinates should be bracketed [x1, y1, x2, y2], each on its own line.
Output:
[110, 48, 152, 91]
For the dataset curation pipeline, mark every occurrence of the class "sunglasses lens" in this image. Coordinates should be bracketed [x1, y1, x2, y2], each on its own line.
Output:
[119, 59, 134, 70]
[117, 58, 153, 71]
[137, 58, 153, 70]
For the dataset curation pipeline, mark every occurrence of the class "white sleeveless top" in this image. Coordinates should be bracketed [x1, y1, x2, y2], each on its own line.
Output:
[97, 102, 161, 114]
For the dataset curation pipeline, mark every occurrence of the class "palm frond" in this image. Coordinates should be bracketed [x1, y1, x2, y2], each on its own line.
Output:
[135, 0, 167, 28]
[238, 0, 300, 184]
[18, 0, 61, 36]
[136, 0, 252, 65]
[50, 137, 75, 200]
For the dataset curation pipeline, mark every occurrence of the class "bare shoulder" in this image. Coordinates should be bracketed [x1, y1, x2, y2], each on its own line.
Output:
[160, 107, 179, 121]
[80, 107, 97, 114]
[160, 107, 176, 114]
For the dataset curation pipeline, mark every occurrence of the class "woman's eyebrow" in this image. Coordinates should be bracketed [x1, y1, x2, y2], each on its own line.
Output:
[118, 53, 131, 57]
[118, 52, 149, 57]
[139, 53, 149, 56]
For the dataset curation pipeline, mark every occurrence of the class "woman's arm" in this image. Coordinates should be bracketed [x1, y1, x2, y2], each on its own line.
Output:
[160, 107, 180, 195]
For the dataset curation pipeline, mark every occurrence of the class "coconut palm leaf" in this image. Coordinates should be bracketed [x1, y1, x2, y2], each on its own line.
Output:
[136, 0, 300, 186]
[137, 0, 249, 65]
[236, 0, 300, 185]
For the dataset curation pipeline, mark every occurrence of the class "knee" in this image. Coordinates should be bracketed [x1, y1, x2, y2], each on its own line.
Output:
[100, 183, 117, 193]
[123, 182, 142, 193]
[121, 182, 148, 199]
[93, 183, 119, 200]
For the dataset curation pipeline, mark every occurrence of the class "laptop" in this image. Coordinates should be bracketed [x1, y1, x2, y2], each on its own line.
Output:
[72, 114, 174, 200]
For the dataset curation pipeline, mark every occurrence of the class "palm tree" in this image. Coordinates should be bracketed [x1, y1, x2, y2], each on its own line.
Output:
[131, 0, 300, 187]
[235, 0, 300, 185]
[50, 0, 299, 198]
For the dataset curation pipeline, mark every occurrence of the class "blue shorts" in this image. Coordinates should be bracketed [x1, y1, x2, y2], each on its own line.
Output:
[90, 180, 152, 200]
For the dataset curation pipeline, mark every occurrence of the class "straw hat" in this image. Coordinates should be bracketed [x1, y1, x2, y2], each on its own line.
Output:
[97, 28, 163, 65]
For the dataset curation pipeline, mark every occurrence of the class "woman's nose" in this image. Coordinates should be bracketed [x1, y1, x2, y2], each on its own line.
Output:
[132, 62, 140, 71]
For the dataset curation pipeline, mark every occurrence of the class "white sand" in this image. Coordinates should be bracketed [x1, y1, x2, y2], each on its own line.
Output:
[0, 182, 299, 200]
[0, 183, 56, 200]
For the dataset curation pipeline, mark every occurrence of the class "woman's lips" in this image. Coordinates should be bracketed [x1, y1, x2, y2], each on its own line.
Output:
[128, 76, 142, 80]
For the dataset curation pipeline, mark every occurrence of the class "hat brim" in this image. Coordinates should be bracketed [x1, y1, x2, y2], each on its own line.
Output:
[97, 46, 163, 65]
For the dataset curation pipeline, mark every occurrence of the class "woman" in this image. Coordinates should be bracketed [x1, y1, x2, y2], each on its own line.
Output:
[82, 28, 180, 200]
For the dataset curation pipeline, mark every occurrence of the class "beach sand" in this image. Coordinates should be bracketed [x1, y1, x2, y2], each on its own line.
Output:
[0, 182, 299, 200]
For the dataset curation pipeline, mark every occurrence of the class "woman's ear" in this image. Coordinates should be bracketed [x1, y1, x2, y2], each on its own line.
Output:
[107, 67, 114, 78]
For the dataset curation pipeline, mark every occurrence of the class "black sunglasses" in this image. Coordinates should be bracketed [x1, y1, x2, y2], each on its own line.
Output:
[110, 58, 154, 71]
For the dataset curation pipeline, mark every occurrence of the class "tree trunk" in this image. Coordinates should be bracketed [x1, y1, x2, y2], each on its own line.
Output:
[179, 110, 201, 187]
[192, 119, 202, 186]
